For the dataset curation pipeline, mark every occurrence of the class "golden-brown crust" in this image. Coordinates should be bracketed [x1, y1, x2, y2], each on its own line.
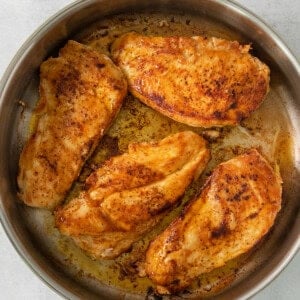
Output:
[17, 40, 127, 209]
[55, 131, 210, 259]
[111, 33, 270, 127]
[145, 149, 282, 293]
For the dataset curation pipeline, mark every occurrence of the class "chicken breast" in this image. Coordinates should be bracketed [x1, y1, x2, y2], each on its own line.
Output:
[145, 149, 282, 294]
[55, 131, 210, 259]
[18, 40, 127, 209]
[111, 33, 270, 127]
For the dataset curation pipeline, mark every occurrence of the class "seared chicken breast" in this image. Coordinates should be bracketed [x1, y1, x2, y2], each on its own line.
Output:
[111, 33, 270, 127]
[18, 40, 127, 209]
[55, 131, 210, 259]
[145, 149, 282, 294]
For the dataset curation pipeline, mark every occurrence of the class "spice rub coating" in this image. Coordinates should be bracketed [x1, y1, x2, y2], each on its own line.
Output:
[18, 40, 127, 209]
[55, 131, 210, 259]
[145, 149, 282, 294]
[111, 32, 270, 127]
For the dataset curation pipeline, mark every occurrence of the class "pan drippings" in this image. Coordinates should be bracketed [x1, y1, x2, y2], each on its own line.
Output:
[22, 12, 294, 298]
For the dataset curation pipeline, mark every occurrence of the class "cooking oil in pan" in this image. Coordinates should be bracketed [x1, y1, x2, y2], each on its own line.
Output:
[22, 12, 294, 298]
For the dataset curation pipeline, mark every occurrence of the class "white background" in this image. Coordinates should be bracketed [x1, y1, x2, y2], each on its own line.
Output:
[0, 1, 299, 299]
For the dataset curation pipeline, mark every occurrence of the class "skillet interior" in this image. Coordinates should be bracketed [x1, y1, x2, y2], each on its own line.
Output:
[0, 1, 299, 299]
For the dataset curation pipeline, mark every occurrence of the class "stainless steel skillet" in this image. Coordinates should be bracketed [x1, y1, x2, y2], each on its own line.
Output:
[0, 0, 299, 299]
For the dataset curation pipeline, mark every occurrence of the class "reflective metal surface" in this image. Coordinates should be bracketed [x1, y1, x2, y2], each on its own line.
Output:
[0, 0, 299, 299]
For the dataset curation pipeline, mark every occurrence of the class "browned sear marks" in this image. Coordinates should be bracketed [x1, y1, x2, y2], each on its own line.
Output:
[17, 40, 127, 209]
[145, 149, 282, 294]
[111, 32, 270, 127]
[55, 131, 210, 259]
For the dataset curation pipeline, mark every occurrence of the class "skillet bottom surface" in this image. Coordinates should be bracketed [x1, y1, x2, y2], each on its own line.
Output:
[18, 12, 295, 299]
